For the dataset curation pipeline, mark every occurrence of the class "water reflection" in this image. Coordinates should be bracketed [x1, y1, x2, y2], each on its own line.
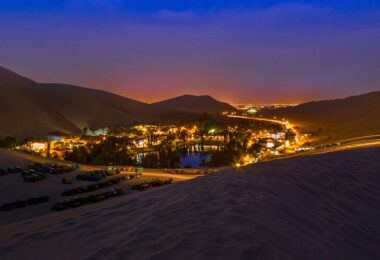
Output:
[180, 153, 211, 168]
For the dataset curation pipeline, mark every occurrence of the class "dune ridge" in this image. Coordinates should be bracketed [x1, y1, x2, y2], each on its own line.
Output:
[260, 91, 380, 142]
[1, 148, 380, 259]
[153, 94, 236, 114]
[0, 66, 198, 138]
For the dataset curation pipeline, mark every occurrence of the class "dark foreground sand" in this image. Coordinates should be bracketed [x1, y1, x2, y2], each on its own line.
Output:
[1, 148, 380, 259]
[0, 149, 198, 225]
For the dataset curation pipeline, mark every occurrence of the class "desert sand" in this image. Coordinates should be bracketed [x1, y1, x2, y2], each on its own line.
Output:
[0, 66, 198, 138]
[1, 147, 379, 259]
[153, 94, 236, 114]
[261, 91, 380, 142]
[0, 149, 198, 225]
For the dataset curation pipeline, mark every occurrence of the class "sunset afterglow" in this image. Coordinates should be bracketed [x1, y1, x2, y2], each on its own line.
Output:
[1, 1, 379, 104]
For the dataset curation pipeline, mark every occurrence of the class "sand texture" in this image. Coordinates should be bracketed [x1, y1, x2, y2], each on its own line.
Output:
[1, 148, 380, 259]
[0, 66, 197, 138]
[261, 91, 380, 142]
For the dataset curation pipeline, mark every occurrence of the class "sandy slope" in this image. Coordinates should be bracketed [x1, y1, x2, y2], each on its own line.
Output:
[1, 148, 380, 259]
[260, 91, 380, 142]
[0, 149, 199, 225]
[153, 94, 236, 114]
[0, 66, 198, 138]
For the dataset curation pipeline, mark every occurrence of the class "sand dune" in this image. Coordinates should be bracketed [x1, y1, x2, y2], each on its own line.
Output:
[0, 149, 53, 169]
[0, 66, 197, 138]
[260, 91, 380, 142]
[153, 94, 236, 114]
[1, 148, 379, 259]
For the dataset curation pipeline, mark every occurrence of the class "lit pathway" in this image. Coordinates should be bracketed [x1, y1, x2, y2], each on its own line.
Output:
[337, 135, 380, 144]
[139, 172, 201, 181]
[227, 115, 288, 126]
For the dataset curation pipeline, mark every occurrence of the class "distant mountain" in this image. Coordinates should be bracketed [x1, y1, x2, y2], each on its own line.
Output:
[260, 91, 380, 142]
[0, 66, 197, 138]
[153, 95, 236, 114]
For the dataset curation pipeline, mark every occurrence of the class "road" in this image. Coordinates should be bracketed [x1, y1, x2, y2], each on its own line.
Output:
[318, 138, 380, 153]
[80, 165, 203, 182]
[336, 135, 380, 144]
[137, 172, 201, 181]
[293, 137, 380, 158]
[228, 115, 380, 155]
[227, 115, 289, 127]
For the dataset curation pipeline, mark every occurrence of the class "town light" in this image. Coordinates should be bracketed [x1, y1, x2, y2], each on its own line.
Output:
[247, 108, 257, 114]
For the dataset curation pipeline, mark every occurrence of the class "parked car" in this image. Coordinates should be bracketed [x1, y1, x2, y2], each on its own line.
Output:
[51, 201, 70, 211]
[27, 195, 50, 205]
[22, 170, 47, 183]
[132, 178, 173, 191]
[1, 200, 27, 211]
[68, 197, 88, 208]
[28, 163, 75, 175]
[62, 177, 73, 184]
[7, 166, 23, 173]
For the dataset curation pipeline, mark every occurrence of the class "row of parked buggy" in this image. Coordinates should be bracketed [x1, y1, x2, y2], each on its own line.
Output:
[1, 195, 50, 211]
[169, 169, 215, 175]
[51, 188, 123, 211]
[76, 170, 120, 182]
[7, 163, 75, 175]
[28, 163, 76, 175]
[22, 170, 47, 183]
[5, 163, 76, 183]
[62, 176, 126, 196]
[6, 166, 23, 174]
[63, 173, 142, 196]
[131, 178, 173, 191]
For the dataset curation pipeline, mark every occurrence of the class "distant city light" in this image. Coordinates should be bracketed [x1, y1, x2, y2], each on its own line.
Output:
[247, 108, 258, 114]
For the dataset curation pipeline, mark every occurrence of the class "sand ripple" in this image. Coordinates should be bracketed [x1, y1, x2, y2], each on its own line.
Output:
[1, 148, 380, 259]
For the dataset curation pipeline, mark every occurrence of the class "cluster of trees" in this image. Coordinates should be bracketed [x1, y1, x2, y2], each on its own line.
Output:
[140, 150, 179, 169]
[141, 137, 180, 168]
[65, 136, 180, 167]
[0, 137, 20, 149]
[65, 136, 134, 165]
[208, 150, 242, 167]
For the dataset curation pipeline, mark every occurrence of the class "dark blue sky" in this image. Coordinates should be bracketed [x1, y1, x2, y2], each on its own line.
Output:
[1, 1, 379, 12]
[1, 0, 379, 104]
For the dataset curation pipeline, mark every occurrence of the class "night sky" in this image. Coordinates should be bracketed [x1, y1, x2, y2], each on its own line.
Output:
[1, 1, 379, 104]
